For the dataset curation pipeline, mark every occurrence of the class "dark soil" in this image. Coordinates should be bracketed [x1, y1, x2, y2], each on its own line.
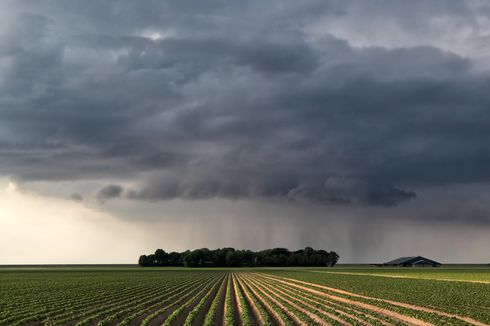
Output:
[235, 276, 261, 326]
[229, 273, 242, 326]
[192, 274, 226, 325]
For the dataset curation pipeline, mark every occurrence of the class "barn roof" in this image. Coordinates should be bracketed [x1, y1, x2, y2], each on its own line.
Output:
[384, 256, 441, 265]
[384, 256, 417, 265]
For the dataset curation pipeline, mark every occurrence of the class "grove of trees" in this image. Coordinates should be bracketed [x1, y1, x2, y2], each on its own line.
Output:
[138, 247, 339, 267]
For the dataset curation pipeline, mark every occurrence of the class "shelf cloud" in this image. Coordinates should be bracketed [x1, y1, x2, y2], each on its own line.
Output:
[1, 2, 490, 214]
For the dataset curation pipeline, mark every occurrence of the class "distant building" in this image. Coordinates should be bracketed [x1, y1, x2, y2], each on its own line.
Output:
[382, 256, 441, 267]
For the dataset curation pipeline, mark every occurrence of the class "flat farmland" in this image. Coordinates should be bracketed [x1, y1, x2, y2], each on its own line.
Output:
[303, 266, 490, 283]
[0, 267, 489, 326]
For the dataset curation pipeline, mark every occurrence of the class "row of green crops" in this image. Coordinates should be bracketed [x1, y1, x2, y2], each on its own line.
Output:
[305, 267, 490, 282]
[237, 272, 489, 326]
[238, 274, 295, 325]
[1, 267, 488, 325]
[235, 274, 273, 326]
[261, 270, 490, 325]
[0, 269, 222, 326]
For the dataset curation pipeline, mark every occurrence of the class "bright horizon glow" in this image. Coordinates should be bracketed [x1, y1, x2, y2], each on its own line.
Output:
[0, 181, 150, 264]
[1, 180, 489, 264]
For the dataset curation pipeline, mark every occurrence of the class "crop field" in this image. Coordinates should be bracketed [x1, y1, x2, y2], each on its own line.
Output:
[304, 266, 490, 283]
[0, 267, 489, 326]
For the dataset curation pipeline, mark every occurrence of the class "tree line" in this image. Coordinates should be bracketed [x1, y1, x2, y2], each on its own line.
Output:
[138, 247, 339, 267]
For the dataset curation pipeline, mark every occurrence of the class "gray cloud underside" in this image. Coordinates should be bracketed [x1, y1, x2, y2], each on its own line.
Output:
[96, 184, 124, 203]
[1, 0, 490, 207]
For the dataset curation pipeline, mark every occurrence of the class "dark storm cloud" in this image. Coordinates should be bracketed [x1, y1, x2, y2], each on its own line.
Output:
[126, 175, 416, 206]
[2, 0, 490, 210]
[96, 185, 124, 203]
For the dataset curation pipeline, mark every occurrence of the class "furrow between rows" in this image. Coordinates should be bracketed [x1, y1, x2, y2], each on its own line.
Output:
[203, 274, 228, 326]
[238, 274, 292, 326]
[251, 274, 353, 325]
[245, 274, 330, 325]
[182, 273, 225, 325]
[134, 274, 221, 326]
[234, 273, 268, 325]
[252, 273, 398, 326]
[95, 275, 213, 326]
[235, 273, 282, 326]
[241, 274, 309, 325]
[259, 273, 485, 326]
[255, 273, 433, 326]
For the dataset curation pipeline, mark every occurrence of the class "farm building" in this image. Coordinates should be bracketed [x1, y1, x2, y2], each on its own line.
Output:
[383, 256, 441, 267]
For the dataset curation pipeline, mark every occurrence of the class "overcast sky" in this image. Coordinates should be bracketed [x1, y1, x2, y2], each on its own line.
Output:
[1, 0, 489, 263]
